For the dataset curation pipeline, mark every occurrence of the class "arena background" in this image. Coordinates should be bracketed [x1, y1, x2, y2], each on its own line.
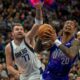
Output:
[0, 0, 80, 80]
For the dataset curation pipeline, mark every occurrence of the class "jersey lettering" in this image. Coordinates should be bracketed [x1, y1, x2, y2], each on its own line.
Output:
[15, 48, 30, 62]
[52, 48, 70, 65]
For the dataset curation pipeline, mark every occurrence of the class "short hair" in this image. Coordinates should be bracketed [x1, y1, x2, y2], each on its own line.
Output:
[11, 23, 23, 31]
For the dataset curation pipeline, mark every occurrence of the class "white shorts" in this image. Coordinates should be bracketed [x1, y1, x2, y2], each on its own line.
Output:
[20, 74, 42, 80]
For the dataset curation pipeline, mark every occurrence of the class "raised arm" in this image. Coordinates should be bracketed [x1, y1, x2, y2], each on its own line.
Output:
[26, 2, 43, 39]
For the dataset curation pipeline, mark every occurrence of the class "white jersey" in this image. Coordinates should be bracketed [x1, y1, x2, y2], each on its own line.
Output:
[11, 40, 42, 80]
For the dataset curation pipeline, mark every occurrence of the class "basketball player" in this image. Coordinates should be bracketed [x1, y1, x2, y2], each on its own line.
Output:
[5, 2, 43, 80]
[36, 21, 80, 80]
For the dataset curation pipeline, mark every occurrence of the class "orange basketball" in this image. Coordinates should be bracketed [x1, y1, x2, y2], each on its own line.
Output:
[37, 24, 55, 39]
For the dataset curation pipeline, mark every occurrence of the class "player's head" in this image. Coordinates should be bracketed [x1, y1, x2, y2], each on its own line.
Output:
[12, 23, 25, 40]
[63, 20, 77, 35]
[37, 24, 56, 50]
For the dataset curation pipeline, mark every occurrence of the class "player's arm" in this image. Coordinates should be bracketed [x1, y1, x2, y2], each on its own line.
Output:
[54, 39, 80, 59]
[5, 44, 20, 77]
[25, 2, 43, 39]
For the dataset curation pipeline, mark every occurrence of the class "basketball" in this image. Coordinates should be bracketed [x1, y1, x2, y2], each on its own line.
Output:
[37, 24, 55, 40]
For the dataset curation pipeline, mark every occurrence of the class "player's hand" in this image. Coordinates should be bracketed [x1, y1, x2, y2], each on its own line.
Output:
[14, 68, 24, 80]
[14, 72, 20, 80]
[15, 68, 24, 80]
[41, 30, 57, 42]
[40, 32, 57, 50]
[34, 1, 43, 9]
[18, 67, 24, 74]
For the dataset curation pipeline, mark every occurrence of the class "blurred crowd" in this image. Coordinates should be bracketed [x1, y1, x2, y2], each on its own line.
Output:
[0, 0, 80, 79]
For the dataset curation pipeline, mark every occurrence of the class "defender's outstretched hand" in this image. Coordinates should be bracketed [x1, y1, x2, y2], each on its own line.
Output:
[34, 1, 43, 9]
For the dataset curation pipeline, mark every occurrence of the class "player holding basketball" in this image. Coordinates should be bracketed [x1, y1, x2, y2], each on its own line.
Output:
[5, 2, 43, 80]
[36, 21, 80, 80]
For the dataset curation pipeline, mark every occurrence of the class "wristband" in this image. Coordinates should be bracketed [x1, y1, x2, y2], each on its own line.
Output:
[54, 39, 62, 47]
[35, 18, 43, 25]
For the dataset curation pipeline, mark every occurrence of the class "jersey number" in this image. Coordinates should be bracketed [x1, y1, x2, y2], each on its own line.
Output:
[61, 57, 69, 65]
[22, 54, 30, 62]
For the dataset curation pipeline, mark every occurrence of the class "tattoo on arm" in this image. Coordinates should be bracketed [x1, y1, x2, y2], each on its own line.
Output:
[59, 39, 80, 59]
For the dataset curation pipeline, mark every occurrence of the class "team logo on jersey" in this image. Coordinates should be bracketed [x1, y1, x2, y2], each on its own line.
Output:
[52, 48, 70, 65]
[15, 48, 30, 62]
